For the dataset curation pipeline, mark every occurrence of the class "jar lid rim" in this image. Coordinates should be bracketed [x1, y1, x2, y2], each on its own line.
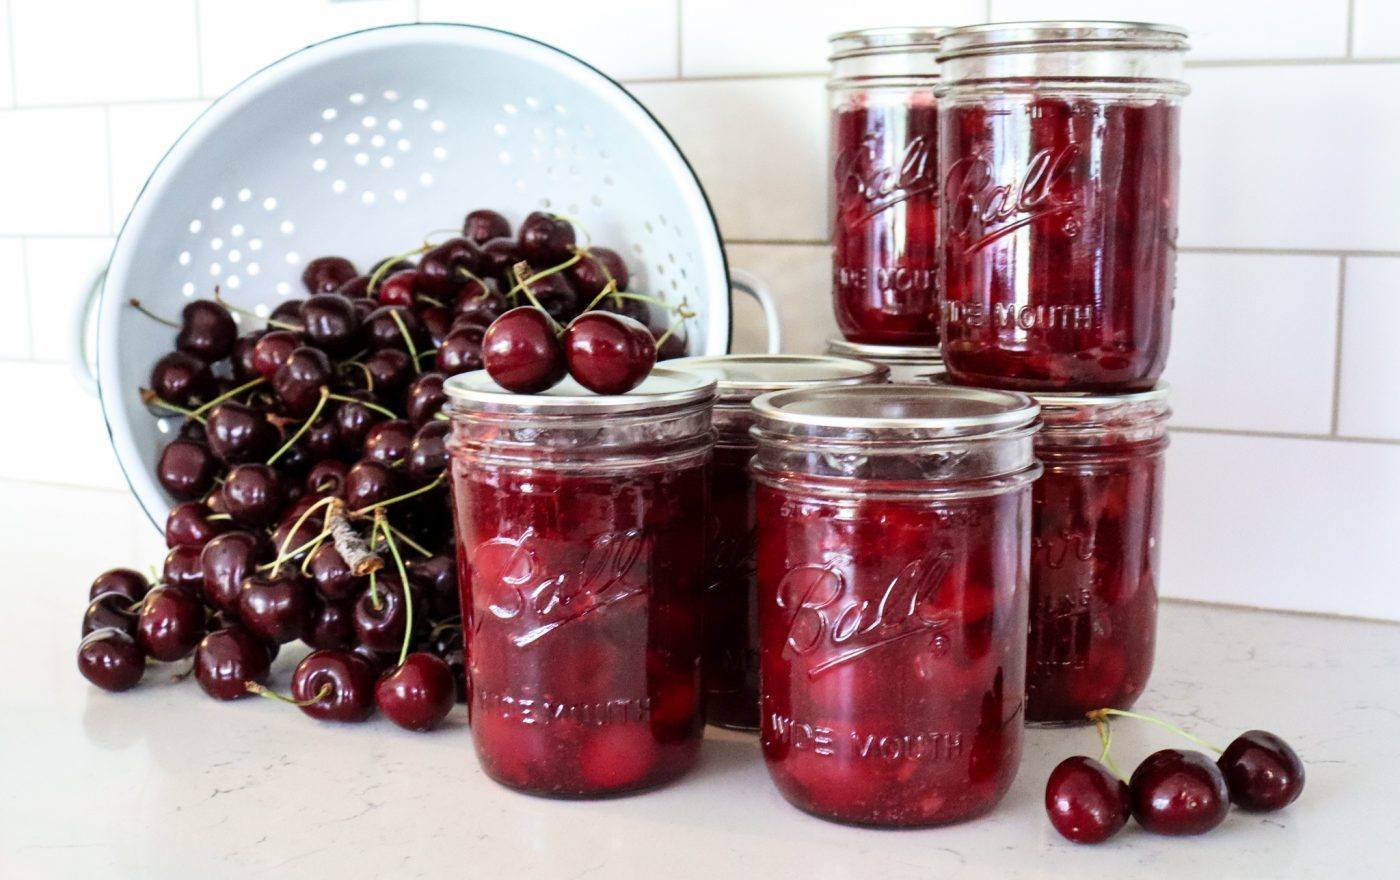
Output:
[753, 383, 1038, 434]
[1029, 383, 1171, 411]
[829, 26, 946, 60]
[669, 354, 887, 397]
[444, 366, 716, 413]
[825, 336, 944, 362]
[939, 20, 1189, 59]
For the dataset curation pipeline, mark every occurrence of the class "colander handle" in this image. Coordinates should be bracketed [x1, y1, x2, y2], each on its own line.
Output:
[729, 269, 781, 353]
[72, 269, 105, 395]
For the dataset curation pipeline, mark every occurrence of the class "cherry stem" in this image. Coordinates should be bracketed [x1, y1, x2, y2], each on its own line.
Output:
[190, 377, 267, 417]
[367, 244, 431, 293]
[368, 568, 381, 611]
[388, 309, 422, 374]
[344, 360, 375, 394]
[1088, 708, 1225, 754]
[583, 279, 620, 313]
[418, 294, 445, 308]
[127, 298, 180, 329]
[430, 617, 461, 638]
[1094, 717, 1128, 783]
[211, 288, 299, 332]
[270, 495, 337, 577]
[351, 474, 444, 517]
[376, 509, 415, 667]
[325, 393, 398, 420]
[267, 387, 330, 465]
[245, 681, 333, 707]
[205, 513, 232, 522]
[140, 390, 207, 424]
[385, 522, 433, 558]
[298, 502, 337, 577]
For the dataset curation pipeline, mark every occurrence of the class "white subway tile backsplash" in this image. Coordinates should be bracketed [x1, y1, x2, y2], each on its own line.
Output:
[418, 0, 679, 81]
[1165, 252, 1339, 435]
[0, 481, 154, 591]
[989, 0, 1349, 61]
[9, 0, 199, 105]
[630, 77, 827, 242]
[23, 238, 112, 366]
[680, 0, 984, 77]
[0, 361, 125, 489]
[107, 101, 209, 231]
[0, 107, 109, 236]
[197, 0, 417, 98]
[1163, 432, 1400, 621]
[0, 1, 14, 108]
[0, 239, 29, 358]
[1352, 1, 1400, 57]
[724, 242, 834, 355]
[1180, 64, 1400, 252]
[1338, 257, 1400, 440]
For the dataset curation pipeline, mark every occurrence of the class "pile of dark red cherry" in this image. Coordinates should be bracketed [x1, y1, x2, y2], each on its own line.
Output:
[76, 209, 681, 730]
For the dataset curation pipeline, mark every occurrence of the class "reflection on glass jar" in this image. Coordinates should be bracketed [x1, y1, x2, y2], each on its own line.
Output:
[829, 28, 944, 346]
[446, 368, 716, 797]
[751, 384, 1041, 826]
[826, 336, 945, 384]
[937, 22, 1188, 391]
[670, 355, 887, 732]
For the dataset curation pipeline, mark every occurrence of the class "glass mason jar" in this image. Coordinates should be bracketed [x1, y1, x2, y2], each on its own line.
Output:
[826, 336, 946, 383]
[671, 355, 888, 732]
[937, 22, 1189, 391]
[751, 385, 1041, 826]
[829, 27, 945, 346]
[445, 368, 716, 797]
[1024, 386, 1169, 723]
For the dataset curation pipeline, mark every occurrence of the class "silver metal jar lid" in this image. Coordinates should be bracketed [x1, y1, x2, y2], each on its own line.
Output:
[753, 383, 1037, 439]
[937, 21, 1189, 61]
[669, 354, 887, 402]
[826, 336, 943, 364]
[1030, 383, 1171, 431]
[829, 27, 946, 61]
[444, 367, 716, 416]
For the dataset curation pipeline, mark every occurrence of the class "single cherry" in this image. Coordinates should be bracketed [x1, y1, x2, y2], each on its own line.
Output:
[273, 346, 332, 415]
[364, 305, 429, 352]
[308, 542, 364, 601]
[453, 279, 507, 326]
[156, 439, 218, 499]
[238, 574, 312, 644]
[82, 592, 138, 637]
[165, 501, 225, 548]
[161, 544, 205, 593]
[77, 629, 145, 692]
[343, 459, 399, 511]
[519, 272, 580, 323]
[291, 650, 378, 722]
[200, 531, 266, 613]
[1217, 730, 1304, 812]
[270, 298, 307, 331]
[376, 269, 422, 308]
[405, 421, 450, 485]
[479, 236, 524, 282]
[176, 300, 238, 362]
[407, 552, 457, 618]
[1129, 749, 1230, 836]
[305, 459, 349, 496]
[482, 307, 566, 393]
[230, 330, 265, 382]
[223, 463, 285, 527]
[562, 311, 655, 394]
[194, 627, 272, 700]
[517, 211, 575, 264]
[375, 652, 456, 731]
[404, 372, 447, 428]
[149, 350, 215, 406]
[463, 209, 511, 244]
[363, 348, 414, 397]
[352, 576, 420, 653]
[1045, 756, 1132, 844]
[363, 419, 415, 466]
[89, 568, 150, 603]
[333, 393, 386, 452]
[206, 402, 278, 464]
[251, 329, 302, 380]
[302, 293, 362, 356]
[435, 325, 484, 376]
[305, 597, 359, 650]
[302, 256, 358, 294]
[136, 585, 206, 662]
[568, 246, 629, 298]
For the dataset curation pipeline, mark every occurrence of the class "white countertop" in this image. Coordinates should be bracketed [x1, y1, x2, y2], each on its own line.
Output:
[3, 593, 1396, 879]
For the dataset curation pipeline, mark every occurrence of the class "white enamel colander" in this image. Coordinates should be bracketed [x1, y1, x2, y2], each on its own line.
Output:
[95, 22, 777, 531]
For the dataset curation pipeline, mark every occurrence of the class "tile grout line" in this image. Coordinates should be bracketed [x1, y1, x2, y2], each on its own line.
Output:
[101, 106, 116, 236]
[984, 0, 993, 23]
[675, 0, 683, 78]
[723, 239, 1400, 259]
[1346, 0, 1357, 57]
[18, 234, 31, 358]
[1330, 257, 1348, 435]
[1170, 425, 1400, 446]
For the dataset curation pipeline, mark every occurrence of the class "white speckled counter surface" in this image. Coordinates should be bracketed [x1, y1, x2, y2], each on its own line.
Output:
[2, 594, 1395, 879]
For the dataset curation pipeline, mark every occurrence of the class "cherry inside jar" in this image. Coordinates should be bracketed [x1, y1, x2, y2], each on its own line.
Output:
[829, 28, 944, 346]
[751, 384, 1041, 826]
[1024, 386, 1169, 724]
[936, 22, 1188, 391]
[446, 368, 715, 797]
[672, 355, 887, 731]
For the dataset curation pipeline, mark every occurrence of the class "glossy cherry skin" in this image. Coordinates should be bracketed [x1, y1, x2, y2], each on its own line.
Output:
[365, 305, 430, 352]
[291, 650, 378, 722]
[156, 439, 218, 500]
[78, 630, 145, 692]
[251, 329, 302, 380]
[482, 306, 566, 393]
[364, 348, 414, 397]
[352, 576, 420, 653]
[1045, 756, 1132, 844]
[223, 463, 285, 527]
[453, 279, 507, 323]
[238, 574, 312, 644]
[305, 598, 359, 650]
[273, 346, 332, 415]
[376, 269, 422, 308]
[83, 593, 138, 637]
[406, 420, 450, 485]
[519, 272, 580, 323]
[363, 419, 415, 466]
[161, 544, 205, 594]
[150, 350, 215, 406]
[376, 652, 456, 731]
[308, 543, 364, 601]
[206, 402, 278, 464]
[165, 501, 225, 548]
[404, 372, 447, 428]
[562, 311, 656, 394]
[429, 626, 467, 702]
[201, 531, 266, 614]
[343, 459, 399, 511]
[518, 211, 575, 265]
[176, 300, 238, 362]
[305, 459, 349, 496]
[89, 568, 150, 603]
[1129, 749, 1231, 836]
[302, 293, 362, 356]
[463, 208, 511, 244]
[333, 393, 386, 453]
[230, 331, 265, 382]
[1217, 731, 1304, 812]
[302, 256, 358, 294]
[302, 416, 341, 461]
[335, 275, 371, 299]
[569, 246, 629, 298]
[136, 585, 206, 662]
[194, 627, 272, 700]
[419, 237, 482, 297]
[407, 552, 457, 618]
[435, 325, 484, 376]
[479, 236, 524, 280]
[270, 298, 307, 331]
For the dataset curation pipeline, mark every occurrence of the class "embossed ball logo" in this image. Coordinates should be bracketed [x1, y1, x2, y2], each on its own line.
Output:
[944, 145, 1081, 253]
